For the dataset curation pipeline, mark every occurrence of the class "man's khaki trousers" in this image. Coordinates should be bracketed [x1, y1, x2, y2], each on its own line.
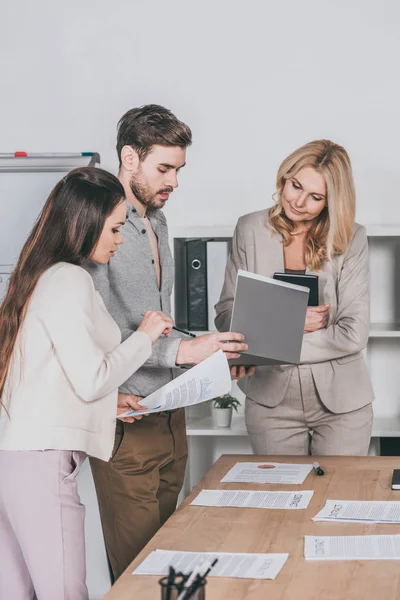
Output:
[90, 408, 187, 580]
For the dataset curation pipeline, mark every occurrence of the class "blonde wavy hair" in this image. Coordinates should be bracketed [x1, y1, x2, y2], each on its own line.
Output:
[268, 139, 356, 271]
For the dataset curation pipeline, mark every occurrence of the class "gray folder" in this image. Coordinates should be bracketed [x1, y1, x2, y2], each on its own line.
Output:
[229, 270, 309, 366]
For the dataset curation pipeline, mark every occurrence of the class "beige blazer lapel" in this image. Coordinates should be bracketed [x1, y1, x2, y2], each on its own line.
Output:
[252, 225, 285, 278]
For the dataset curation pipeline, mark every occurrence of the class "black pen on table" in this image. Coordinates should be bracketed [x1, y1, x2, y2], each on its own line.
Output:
[313, 461, 324, 476]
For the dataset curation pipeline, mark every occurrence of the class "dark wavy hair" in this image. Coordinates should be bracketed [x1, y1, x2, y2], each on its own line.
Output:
[0, 166, 125, 410]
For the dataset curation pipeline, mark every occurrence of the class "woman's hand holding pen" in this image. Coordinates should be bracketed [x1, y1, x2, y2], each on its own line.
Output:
[304, 304, 330, 333]
[137, 310, 173, 342]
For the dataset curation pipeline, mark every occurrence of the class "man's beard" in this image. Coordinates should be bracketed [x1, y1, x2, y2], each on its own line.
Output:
[129, 174, 172, 209]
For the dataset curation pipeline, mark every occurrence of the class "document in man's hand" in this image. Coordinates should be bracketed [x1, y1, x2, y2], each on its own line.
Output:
[117, 349, 231, 417]
[229, 269, 309, 366]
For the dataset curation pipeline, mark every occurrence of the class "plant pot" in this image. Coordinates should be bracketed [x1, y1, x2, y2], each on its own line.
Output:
[214, 407, 233, 428]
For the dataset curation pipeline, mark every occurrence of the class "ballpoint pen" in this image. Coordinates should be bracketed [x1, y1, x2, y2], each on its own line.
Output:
[313, 461, 325, 476]
[185, 577, 206, 600]
[140, 313, 196, 338]
[176, 561, 205, 600]
[166, 565, 175, 600]
[181, 558, 219, 600]
[172, 325, 197, 338]
[200, 557, 218, 578]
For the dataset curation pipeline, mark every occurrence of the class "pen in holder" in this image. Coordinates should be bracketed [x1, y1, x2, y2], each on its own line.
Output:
[159, 575, 206, 600]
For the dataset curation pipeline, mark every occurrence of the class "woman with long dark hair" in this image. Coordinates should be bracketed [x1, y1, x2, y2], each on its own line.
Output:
[0, 167, 172, 599]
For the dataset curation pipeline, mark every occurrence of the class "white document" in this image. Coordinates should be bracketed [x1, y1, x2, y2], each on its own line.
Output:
[191, 489, 314, 510]
[221, 462, 313, 485]
[305, 535, 400, 560]
[118, 350, 231, 417]
[133, 549, 289, 579]
[312, 500, 400, 523]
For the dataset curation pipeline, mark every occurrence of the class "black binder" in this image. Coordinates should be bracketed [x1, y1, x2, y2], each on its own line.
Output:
[186, 239, 208, 330]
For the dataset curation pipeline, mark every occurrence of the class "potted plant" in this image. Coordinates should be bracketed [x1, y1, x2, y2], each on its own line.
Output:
[213, 394, 241, 428]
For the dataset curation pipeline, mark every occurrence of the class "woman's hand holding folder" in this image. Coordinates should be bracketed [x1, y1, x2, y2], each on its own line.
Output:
[230, 365, 256, 380]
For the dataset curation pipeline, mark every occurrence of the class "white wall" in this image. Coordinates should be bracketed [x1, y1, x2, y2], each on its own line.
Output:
[1, 0, 400, 230]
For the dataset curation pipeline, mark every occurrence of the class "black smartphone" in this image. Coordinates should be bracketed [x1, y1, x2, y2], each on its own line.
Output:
[391, 469, 400, 490]
[273, 273, 319, 306]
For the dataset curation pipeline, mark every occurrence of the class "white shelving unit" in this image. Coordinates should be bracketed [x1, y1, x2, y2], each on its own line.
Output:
[366, 225, 400, 428]
[171, 224, 400, 494]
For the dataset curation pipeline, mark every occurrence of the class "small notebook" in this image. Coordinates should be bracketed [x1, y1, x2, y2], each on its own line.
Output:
[229, 270, 309, 366]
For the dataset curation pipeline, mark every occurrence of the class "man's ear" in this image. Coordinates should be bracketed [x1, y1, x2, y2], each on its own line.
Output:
[120, 146, 140, 172]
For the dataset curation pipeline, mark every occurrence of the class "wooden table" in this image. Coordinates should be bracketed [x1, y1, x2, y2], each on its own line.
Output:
[104, 455, 400, 600]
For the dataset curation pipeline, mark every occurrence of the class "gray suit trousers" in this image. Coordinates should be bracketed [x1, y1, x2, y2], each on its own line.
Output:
[245, 365, 373, 456]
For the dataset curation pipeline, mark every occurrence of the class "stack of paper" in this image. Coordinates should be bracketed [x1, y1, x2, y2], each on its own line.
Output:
[191, 489, 314, 510]
[305, 535, 400, 560]
[221, 462, 313, 485]
[313, 500, 400, 523]
[133, 549, 289, 580]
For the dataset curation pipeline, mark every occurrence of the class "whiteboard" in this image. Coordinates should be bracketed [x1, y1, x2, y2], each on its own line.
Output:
[0, 155, 99, 267]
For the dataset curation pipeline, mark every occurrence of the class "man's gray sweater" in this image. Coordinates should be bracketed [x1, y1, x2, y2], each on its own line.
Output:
[85, 204, 183, 396]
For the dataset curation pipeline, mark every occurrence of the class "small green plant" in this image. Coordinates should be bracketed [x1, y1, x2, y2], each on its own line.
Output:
[213, 394, 241, 412]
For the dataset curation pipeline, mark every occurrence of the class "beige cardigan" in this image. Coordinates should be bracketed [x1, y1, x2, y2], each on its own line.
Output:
[0, 263, 152, 461]
[215, 209, 374, 414]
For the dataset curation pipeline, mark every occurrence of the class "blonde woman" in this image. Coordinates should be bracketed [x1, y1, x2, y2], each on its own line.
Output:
[215, 140, 374, 456]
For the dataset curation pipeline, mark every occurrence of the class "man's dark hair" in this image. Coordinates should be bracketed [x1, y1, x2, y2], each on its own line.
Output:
[116, 104, 192, 166]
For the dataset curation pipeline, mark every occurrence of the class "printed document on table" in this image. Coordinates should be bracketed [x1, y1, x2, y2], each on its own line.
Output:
[118, 350, 231, 417]
[221, 462, 313, 484]
[305, 535, 400, 560]
[191, 489, 314, 509]
[312, 500, 400, 523]
[133, 549, 289, 579]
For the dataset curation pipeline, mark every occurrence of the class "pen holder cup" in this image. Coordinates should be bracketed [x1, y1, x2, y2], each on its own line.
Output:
[159, 576, 206, 600]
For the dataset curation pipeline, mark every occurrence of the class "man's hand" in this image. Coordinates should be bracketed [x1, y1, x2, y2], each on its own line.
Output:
[176, 332, 248, 365]
[304, 305, 330, 333]
[117, 393, 148, 424]
[230, 365, 256, 381]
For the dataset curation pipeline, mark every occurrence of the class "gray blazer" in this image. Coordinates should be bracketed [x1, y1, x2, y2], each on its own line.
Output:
[215, 209, 375, 414]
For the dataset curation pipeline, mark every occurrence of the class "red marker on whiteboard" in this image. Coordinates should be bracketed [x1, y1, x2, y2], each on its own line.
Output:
[0, 152, 96, 158]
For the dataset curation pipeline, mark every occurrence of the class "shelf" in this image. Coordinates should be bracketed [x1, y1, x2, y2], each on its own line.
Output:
[366, 225, 400, 237]
[369, 323, 400, 338]
[169, 225, 235, 239]
[186, 416, 400, 438]
[186, 415, 247, 436]
[188, 326, 400, 339]
[170, 224, 400, 239]
[371, 418, 400, 438]
[186, 326, 400, 338]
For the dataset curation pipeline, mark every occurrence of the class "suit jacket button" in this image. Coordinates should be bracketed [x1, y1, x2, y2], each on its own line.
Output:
[141, 229, 146, 234]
